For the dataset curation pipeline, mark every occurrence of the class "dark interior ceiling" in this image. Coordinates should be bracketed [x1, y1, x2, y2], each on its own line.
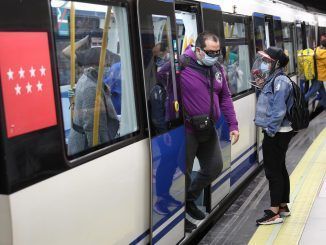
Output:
[281, 0, 326, 13]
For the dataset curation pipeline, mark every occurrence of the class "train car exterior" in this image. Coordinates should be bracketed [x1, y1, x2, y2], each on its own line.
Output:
[0, 0, 325, 244]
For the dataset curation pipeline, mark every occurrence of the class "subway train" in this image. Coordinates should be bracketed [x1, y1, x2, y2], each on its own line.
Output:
[0, 0, 326, 244]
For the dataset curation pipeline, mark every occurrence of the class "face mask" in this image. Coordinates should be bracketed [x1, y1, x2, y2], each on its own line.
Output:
[260, 61, 270, 74]
[201, 53, 218, 66]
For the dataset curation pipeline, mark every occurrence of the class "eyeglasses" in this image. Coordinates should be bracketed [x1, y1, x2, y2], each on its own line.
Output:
[202, 49, 221, 58]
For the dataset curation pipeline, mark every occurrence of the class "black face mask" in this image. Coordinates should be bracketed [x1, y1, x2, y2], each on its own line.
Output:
[321, 40, 326, 47]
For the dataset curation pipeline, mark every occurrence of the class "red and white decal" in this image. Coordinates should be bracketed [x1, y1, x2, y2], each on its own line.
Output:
[0, 32, 57, 138]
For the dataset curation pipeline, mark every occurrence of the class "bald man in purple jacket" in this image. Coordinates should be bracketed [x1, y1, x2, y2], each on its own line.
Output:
[180, 32, 239, 232]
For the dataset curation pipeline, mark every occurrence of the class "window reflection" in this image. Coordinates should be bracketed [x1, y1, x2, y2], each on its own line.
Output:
[51, 1, 138, 157]
[148, 15, 179, 136]
[224, 45, 251, 95]
[223, 22, 246, 39]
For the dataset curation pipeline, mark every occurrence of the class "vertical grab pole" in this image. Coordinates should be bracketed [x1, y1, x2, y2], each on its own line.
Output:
[92, 6, 112, 146]
[69, 2, 76, 124]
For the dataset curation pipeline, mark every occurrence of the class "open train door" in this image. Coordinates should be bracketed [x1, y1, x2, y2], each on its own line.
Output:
[137, 0, 186, 243]
[201, 2, 232, 211]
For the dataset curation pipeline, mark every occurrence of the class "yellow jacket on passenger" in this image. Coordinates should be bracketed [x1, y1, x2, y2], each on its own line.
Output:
[315, 47, 326, 81]
[297, 49, 315, 80]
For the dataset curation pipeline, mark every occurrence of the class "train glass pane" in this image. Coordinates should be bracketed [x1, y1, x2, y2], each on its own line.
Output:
[223, 22, 245, 38]
[282, 24, 291, 39]
[253, 17, 266, 52]
[307, 25, 317, 49]
[284, 42, 295, 74]
[296, 24, 303, 50]
[282, 23, 295, 74]
[175, 11, 198, 55]
[149, 15, 181, 136]
[51, 1, 138, 157]
[224, 45, 251, 95]
[273, 19, 283, 49]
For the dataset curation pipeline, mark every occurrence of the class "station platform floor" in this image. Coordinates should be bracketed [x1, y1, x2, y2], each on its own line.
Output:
[199, 110, 326, 245]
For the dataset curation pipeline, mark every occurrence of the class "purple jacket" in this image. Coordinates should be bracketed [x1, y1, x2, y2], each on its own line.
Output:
[180, 46, 238, 132]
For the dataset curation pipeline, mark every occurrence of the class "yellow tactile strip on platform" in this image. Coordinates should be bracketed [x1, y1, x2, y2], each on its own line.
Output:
[249, 128, 326, 245]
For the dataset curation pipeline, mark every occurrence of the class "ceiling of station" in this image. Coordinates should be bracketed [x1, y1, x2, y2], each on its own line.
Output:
[282, 0, 326, 13]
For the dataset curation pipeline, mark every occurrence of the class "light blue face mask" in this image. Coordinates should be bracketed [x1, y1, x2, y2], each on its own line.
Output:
[201, 53, 218, 66]
[260, 61, 270, 74]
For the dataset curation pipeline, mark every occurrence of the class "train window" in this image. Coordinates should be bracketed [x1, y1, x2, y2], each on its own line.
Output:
[51, 1, 138, 157]
[223, 15, 252, 96]
[224, 45, 251, 95]
[296, 23, 303, 50]
[148, 14, 181, 135]
[223, 22, 245, 39]
[175, 11, 198, 55]
[273, 18, 283, 49]
[253, 14, 267, 52]
[282, 23, 295, 74]
[306, 25, 317, 49]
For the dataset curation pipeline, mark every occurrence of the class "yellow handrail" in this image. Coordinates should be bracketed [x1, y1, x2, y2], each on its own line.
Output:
[92, 6, 112, 146]
[69, 2, 76, 123]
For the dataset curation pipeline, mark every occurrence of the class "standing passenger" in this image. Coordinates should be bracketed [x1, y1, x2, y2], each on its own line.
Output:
[252, 47, 294, 225]
[305, 34, 326, 109]
[180, 32, 239, 231]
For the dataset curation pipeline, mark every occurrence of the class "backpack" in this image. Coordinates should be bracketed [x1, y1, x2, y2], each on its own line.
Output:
[272, 74, 309, 131]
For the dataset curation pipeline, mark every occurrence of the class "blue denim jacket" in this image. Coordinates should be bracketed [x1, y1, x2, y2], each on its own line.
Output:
[255, 69, 293, 137]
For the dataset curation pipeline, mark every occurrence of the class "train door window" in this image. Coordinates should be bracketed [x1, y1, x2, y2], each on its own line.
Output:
[51, 1, 138, 157]
[307, 25, 317, 49]
[273, 17, 284, 49]
[223, 14, 252, 96]
[282, 22, 295, 75]
[253, 13, 267, 52]
[265, 22, 271, 48]
[296, 22, 303, 50]
[148, 14, 181, 135]
[175, 11, 198, 54]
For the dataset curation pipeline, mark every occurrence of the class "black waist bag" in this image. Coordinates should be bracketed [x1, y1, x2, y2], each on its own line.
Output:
[190, 115, 215, 142]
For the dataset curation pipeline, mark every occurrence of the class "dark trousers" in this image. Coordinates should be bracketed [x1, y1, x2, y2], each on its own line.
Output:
[262, 131, 293, 207]
[186, 130, 223, 202]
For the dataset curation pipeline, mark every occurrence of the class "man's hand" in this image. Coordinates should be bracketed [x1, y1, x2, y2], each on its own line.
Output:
[230, 130, 240, 145]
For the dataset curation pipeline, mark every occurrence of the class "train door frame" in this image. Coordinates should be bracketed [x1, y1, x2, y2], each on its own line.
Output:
[137, 0, 186, 243]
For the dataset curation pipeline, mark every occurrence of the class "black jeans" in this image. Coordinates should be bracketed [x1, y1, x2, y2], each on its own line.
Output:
[186, 130, 223, 202]
[262, 131, 293, 207]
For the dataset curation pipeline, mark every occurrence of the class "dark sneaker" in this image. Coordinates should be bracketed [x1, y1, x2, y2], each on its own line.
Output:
[186, 201, 205, 220]
[163, 195, 182, 207]
[185, 219, 197, 233]
[256, 210, 283, 225]
[279, 205, 291, 217]
[153, 200, 170, 215]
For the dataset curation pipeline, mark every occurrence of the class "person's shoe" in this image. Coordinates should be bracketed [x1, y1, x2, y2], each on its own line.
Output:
[163, 195, 182, 207]
[185, 219, 197, 233]
[186, 201, 205, 220]
[153, 200, 170, 215]
[279, 205, 291, 217]
[256, 210, 283, 225]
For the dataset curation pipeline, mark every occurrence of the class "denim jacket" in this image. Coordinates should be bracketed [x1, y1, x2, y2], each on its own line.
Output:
[255, 68, 293, 137]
